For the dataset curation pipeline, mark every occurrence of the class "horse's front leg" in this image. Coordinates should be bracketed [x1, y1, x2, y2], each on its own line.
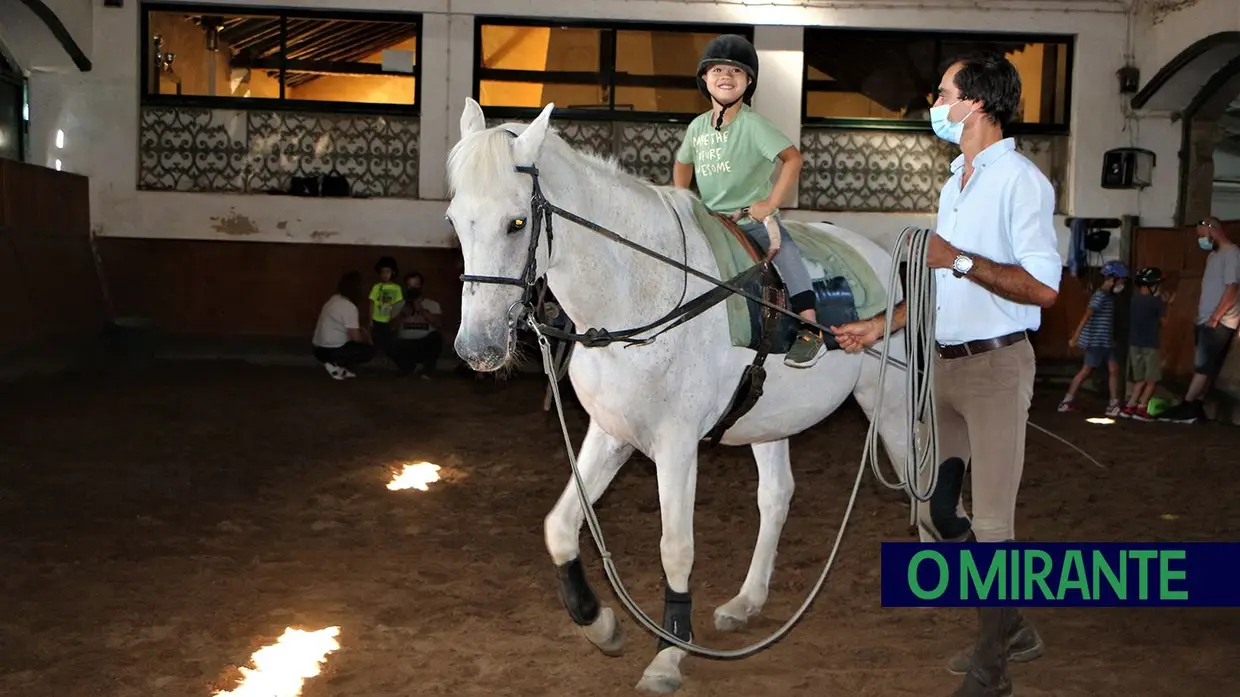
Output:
[636, 439, 699, 695]
[545, 419, 633, 656]
[714, 439, 794, 631]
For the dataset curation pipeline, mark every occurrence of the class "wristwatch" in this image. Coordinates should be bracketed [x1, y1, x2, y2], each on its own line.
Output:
[951, 253, 974, 278]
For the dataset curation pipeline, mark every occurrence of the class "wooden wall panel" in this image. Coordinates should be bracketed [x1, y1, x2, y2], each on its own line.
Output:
[96, 238, 465, 341]
[1030, 272, 1090, 362]
[0, 160, 101, 357]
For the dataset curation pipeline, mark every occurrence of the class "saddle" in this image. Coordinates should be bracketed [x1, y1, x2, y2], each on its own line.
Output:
[702, 211, 862, 355]
[699, 211, 864, 446]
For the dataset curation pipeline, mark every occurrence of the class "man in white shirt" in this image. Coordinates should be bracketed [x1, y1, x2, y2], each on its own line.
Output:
[831, 54, 1062, 697]
[312, 271, 375, 379]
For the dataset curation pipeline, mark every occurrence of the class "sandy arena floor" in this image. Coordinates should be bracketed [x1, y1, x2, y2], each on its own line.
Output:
[1, 361, 1237, 697]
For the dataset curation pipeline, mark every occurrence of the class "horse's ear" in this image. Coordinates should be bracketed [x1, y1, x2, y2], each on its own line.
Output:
[461, 98, 486, 138]
[513, 102, 555, 164]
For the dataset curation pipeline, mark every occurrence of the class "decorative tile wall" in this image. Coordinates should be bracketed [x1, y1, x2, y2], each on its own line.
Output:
[484, 117, 685, 185]
[139, 106, 421, 198]
[485, 118, 1069, 215]
[799, 128, 1069, 213]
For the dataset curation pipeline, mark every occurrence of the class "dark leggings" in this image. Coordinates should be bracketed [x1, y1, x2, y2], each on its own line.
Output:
[313, 342, 375, 370]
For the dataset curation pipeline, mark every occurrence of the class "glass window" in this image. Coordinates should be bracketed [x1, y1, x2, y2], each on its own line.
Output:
[143, 7, 420, 109]
[476, 20, 751, 120]
[802, 29, 1072, 132]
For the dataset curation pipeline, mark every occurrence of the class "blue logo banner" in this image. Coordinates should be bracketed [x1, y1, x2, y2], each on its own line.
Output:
[880, 542, 1240, 607]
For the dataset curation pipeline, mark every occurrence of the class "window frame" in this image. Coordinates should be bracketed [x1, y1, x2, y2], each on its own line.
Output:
[139, 2, 423, 117]
[800, 28, 1075, 136]
[473, 17, 755, 124]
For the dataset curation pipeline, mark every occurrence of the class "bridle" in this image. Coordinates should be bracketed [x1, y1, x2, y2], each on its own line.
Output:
[457, 155, 557, 331]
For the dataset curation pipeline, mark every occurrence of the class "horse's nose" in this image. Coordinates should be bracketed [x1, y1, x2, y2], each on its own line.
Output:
[455, 338, 506, 372]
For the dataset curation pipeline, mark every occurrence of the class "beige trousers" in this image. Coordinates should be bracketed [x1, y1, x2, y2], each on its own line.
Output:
[916, 339, 1036, 543]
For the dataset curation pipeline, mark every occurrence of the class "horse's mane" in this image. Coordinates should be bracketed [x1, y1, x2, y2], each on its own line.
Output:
[447, 122, 664, 198]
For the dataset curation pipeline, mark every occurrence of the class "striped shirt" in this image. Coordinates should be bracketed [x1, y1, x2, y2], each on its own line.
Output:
[1079, 290, 1115, 348]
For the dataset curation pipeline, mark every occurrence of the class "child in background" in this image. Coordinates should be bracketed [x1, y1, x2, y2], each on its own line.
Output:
[1059, 261, 1127, 416]
[369, 256, 404, 353]
[1122, 267, 1174, 420]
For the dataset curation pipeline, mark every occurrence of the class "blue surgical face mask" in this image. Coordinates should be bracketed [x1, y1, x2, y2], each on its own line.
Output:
[930, 100, 973, 144]
[1198, 236, 1214, 251]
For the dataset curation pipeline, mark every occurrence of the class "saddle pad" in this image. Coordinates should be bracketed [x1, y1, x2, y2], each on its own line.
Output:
[690, 198, 887, 349]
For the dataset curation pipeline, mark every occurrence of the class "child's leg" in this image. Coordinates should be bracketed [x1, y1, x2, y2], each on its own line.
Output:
[1060, 361, 1093, 410]
[1107, 356, 1120, 403]
[741, 219, 824, 368]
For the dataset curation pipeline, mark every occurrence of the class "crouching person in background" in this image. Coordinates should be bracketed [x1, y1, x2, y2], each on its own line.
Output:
[391, 271, 444, 379]
[312, 270, 375, 380]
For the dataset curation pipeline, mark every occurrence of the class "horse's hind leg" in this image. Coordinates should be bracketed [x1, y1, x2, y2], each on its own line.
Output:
[636, 438, 699, 695]
[545, 419, 633, 656]
[714, 439, 794, 632]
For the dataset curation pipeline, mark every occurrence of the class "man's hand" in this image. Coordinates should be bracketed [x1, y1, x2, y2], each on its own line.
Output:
[1206, 315, 1220, 329]
[830, 317, 885, 354]
[924, 233, 959, 270]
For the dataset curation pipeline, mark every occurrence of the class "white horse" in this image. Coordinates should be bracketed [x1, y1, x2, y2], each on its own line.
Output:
[447, 98, 916, 694]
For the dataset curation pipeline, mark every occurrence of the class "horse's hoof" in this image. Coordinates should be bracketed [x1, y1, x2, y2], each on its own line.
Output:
[713, 596, 757, 632]
[635, 671, 682, 695]
[583, 606, 624, 657]
[713, 609, 748, 632]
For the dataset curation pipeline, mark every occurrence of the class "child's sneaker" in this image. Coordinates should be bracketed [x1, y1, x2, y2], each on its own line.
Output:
[324, 363, 346, 380]
[1057, 398, 1077, 413]
[1104, 400, 1122, 417]
[1130, 404, 1154, 421]
[1119, 404, 1136, 418]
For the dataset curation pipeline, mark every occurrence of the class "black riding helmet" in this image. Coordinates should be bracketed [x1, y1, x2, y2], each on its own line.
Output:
[1135, 266, 1166, 287]
[697, 34, 759, 129]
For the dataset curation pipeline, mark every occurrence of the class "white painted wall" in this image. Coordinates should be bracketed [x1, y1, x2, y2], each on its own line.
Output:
[21, 0, 1198, 255]
[0, 0, 91, 73]
[1138, 0, 1240, 85]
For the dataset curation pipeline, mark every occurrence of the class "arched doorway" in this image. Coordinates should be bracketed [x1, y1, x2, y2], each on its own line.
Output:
[1131, 31, 1240, 225]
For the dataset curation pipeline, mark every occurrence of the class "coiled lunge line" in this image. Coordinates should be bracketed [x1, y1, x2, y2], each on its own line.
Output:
[531, 225, 1105, 661]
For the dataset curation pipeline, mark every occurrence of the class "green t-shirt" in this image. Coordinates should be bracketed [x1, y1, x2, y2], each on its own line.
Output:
[675, 106, 794, 216]
[369, 282, 403, 323]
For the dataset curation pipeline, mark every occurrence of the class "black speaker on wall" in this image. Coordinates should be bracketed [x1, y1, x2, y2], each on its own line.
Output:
[1101, 147, 1155, 190]
[103, 0, 123, 7]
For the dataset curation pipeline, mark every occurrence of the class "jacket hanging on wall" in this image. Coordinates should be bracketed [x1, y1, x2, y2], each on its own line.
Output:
[1068, 218, 1089, 279]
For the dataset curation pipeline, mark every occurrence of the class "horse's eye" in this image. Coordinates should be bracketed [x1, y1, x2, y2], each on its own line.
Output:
[507, 218, 527, 233]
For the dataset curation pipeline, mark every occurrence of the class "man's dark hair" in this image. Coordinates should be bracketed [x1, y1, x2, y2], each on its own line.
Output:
[337, 270, 364, 304]
[405, 271, 424, 284]
[943, 51, 1022, 130]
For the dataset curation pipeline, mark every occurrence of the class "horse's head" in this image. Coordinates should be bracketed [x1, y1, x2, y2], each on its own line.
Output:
[446, 98, 556, 372]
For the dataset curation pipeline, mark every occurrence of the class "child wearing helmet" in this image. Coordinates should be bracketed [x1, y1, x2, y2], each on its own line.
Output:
[673, 34, 825, 369]
[1120, 266, 1175, 420]
[1058, 260, 1127, 415]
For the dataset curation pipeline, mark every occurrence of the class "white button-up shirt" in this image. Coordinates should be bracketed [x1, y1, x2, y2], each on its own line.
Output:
[933, 138, 1063, 345]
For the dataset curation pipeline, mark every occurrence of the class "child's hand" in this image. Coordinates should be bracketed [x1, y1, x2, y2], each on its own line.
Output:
[746, 199, 777, 222]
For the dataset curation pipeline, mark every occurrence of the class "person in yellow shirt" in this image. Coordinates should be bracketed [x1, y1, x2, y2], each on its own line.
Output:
[369, 256, 404, 353]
